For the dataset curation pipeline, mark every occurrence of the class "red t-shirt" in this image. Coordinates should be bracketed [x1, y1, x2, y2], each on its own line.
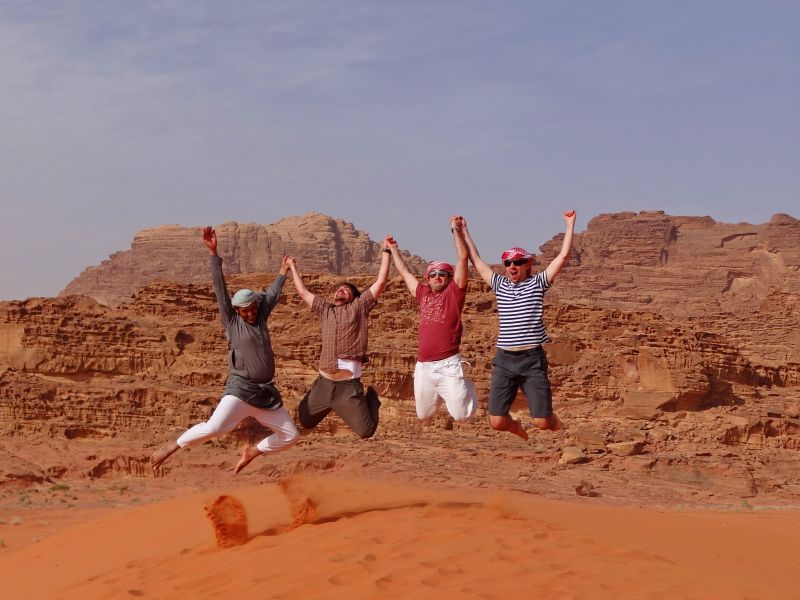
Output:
[415, 282, 466, 362]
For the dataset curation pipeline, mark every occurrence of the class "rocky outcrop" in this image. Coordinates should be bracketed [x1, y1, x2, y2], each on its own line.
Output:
[545, 211, 800, 305]
[2, 274, 799, 500]
[2, 210, 799, 504]
[542, 211, 800, 366]
[61, 213, 428, 307]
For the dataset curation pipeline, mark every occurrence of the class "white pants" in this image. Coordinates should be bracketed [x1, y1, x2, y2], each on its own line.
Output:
[413, 354, 477, 421]
[177, 395, 300, 454]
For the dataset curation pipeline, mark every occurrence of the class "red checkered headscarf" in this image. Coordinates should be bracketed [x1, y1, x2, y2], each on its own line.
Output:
[426, 261, 454, 277]
[500, 247, 532, 261]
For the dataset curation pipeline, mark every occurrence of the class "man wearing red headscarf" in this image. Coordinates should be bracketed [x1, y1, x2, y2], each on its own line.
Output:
[386, 216, 476, 422]
[459, 211, 577, 440]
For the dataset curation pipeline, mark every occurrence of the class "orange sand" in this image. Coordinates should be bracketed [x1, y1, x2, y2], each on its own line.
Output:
[1, 475, 799, 599]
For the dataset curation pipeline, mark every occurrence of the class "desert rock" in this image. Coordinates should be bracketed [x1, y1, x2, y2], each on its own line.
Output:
[1, 210, 798, 506]
[61, 212, 428, 307]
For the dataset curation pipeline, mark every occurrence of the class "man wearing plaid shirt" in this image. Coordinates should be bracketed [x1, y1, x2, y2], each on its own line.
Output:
[286, 236, 391, 438]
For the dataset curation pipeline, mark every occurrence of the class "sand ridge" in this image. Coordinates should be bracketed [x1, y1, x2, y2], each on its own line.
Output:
[2, 474, 798, 599]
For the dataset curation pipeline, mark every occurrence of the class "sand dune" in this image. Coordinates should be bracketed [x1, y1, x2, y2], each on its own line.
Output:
[1, 475, 799, 599]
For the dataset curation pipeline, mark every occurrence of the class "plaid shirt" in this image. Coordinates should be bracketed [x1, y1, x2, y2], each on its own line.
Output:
[312, 289, 377, 372]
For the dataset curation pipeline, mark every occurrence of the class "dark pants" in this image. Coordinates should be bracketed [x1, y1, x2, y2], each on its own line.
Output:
[488, 347, 553, 418]
[298, 376, 381, 439]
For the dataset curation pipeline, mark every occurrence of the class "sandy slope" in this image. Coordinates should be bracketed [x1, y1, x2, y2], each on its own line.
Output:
[1, 475, 798, 600]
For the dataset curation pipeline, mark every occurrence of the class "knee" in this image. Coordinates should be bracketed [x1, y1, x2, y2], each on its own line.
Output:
[202, 421, 230, 436]
[297, 403, 319, 429]
[354, 418, 378, 439]
[531, 415, 560, 431]
[450, 393, 477, 422]
[451, 410, 472, 423]
[489, 415, 510, 431]
[451, 401, 476, 422]
[356, 428, 376, 440]
[416, 406, 437, 421]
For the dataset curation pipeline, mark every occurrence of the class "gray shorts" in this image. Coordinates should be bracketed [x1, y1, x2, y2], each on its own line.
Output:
[488, 347, 552, 418]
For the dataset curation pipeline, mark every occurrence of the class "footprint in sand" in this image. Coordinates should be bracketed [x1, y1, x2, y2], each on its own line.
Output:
[278, 479, 318, 532]
[328, 570, 363, 585]
[420, 574, 446, 588]
[358, 553, 378, 573]
[204, 495, 249, 549]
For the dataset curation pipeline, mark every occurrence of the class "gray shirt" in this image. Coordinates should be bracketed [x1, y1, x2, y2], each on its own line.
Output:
[209, 255, 285, 401]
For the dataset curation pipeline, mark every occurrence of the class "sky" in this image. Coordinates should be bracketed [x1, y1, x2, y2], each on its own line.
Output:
[2, 0, 798, 301]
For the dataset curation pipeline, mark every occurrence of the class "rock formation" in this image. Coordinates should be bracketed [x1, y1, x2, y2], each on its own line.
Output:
[2, 210, 799, 506]
[540, 211, 800, 375]
[61, 212, 428, 307]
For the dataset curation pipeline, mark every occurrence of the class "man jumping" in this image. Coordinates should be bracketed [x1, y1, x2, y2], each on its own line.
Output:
[459, 211, 576, 440]
[286, 238, 391, 438]
[386, 216, 476, 422]
[150, 226, 299, 473]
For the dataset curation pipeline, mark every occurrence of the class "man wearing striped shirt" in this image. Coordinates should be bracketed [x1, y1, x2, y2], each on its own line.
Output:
[460, 211, 576, 440]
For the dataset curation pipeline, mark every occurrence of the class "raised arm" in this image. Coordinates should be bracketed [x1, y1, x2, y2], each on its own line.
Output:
[369, 235, 392, 300]
[459, 217, 495, 287]
[450, 215, 469, 289]
[386, 235, 419, 296]
[203, 225, 218, 257]
[204, 226, 237, 325]
[261, 255, 290, 313]
[286, 257, 315, 308]
[544, 210, 577, 284]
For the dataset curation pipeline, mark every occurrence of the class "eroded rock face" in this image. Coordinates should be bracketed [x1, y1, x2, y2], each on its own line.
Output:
[543, 211, 800, 367]
[60, 213, 428, 307]
[2, 210, 799, 504]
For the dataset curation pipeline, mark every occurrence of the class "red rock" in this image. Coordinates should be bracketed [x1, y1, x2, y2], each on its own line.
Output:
[0, 210, 798, 507]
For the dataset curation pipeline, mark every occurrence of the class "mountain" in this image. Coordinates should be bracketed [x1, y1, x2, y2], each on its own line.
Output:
[61, 212, 429, 307]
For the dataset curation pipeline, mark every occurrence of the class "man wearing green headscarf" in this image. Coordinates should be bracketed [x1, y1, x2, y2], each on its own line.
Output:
[150, 226, 299, 474]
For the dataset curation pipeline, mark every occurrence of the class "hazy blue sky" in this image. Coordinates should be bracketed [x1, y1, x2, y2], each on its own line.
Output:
[2, 1, 798, 300]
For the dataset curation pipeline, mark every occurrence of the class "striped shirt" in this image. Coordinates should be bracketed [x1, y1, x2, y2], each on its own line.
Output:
[491, 271, 550, 348]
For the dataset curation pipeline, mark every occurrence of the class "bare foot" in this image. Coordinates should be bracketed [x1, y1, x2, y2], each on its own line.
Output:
[548, 413, 563, 432]
[508, 418, 529, 441]
[532, 413, 563, 432]
[489, 415, 529, 441]
[234, 445, 263, 475]
[150, 441, 180, 470]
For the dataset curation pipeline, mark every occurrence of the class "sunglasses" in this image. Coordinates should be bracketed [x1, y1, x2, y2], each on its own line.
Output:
[503, 258, 529, 267]
[428, 270, 451, 278]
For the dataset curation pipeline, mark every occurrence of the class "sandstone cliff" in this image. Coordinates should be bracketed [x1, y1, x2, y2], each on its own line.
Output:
[61, 212, 428, 307]
[2, 210, 799, 506]
[541, 211, 800, 369]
